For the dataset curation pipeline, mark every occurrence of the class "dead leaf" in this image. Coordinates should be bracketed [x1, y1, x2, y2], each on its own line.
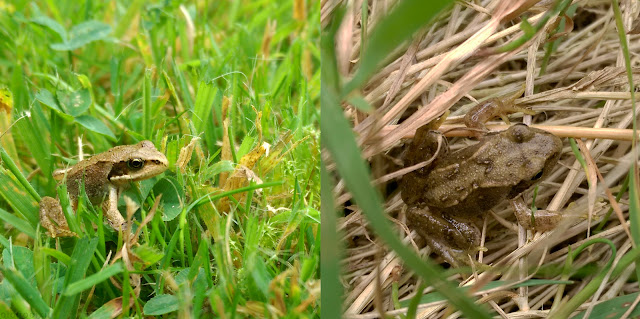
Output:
[176, 137, 201, 173]
[0, 88, 12, 114]
[220, 118, 232, 187]
[217, 142, 268, 214]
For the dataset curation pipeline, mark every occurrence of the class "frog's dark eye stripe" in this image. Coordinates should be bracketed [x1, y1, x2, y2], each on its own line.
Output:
[530, 170, 544, 181]
[128, 158, 145, 169]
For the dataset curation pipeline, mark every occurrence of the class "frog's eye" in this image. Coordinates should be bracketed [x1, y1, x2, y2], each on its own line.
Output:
[128, 158, 145, 169]
[531, 170, 544, 181]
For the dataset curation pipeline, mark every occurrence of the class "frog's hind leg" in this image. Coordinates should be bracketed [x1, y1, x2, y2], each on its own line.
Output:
[407, 206, 481, 266]
[39, 196, 77, 238]
[420, 235, 473, 267]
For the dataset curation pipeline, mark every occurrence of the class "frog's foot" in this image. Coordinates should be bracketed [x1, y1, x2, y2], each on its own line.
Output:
[511, 197, 562, 232]
[404, 126, 448, 168]
[39, 196, 77, 238]
[407, 207, 481, 266]
[105, 207, 128, 233]
[420, 235, 478, 267]
[464, 99, 536, 138]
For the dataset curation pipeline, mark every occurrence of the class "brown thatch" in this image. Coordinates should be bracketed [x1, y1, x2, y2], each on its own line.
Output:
[327, 0, 640, 317]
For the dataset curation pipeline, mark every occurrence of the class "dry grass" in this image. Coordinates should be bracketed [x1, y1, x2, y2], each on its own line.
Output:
[327, 0, 640, 318]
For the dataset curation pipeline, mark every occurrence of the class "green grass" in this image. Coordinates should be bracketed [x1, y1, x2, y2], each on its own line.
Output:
[0, 1, 319, 318]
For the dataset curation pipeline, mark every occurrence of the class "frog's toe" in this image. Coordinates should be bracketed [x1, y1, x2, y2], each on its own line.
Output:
[50, 228, 78, 238]
[39, 196, 77, 238]
[107, 218, 129, 233]
[422, 235, 477, 267]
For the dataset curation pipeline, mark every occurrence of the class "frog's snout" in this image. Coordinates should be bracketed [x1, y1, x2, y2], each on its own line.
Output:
[508, 124, 535, 143]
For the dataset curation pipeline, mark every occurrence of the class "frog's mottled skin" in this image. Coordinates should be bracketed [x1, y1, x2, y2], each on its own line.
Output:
[401, 124, 563, 266]
[39, 141, 168, 237]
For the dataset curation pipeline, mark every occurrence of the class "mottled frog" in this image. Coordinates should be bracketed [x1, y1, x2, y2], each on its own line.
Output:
[40, 141, 168, 238]
[401, 108, 563, 266]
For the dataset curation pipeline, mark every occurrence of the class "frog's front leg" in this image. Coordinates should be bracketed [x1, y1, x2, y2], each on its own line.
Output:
[464, 99, 536, 137]
[510, 196, 561, 232]
[401, 127, 448, 206]
[39, 196, 77, 238]
[407, 206, 481, 267]
[104, 185, 127, 232]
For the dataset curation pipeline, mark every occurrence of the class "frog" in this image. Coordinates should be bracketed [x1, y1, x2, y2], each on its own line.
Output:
[39, 140, 169, 238]
[400, 102, 563, 266]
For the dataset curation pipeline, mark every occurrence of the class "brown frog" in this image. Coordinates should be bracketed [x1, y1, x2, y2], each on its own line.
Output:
[401, 107, 563, 266]
[40, 141, 168, 238]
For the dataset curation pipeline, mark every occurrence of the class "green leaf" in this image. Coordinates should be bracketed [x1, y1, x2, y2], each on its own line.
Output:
[30, 16, 67, 41]
[142, 69, 152, 138]
[143, 294, 179, 315]
[153, 177, 185, 221]
[57, 88, 91, 117]
[50, 21, 112, 51]
[552, 238, 617, 318]
[132, 244, 163, 267]
[203, 160, 235, 180]
[176, 267, 206, 288]
[34, 89, 73, 121]
[74, 115, 116, 139]
[570, 292, 640, 318]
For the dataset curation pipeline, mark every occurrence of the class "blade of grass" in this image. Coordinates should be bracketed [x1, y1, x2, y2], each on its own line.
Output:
[611, 0, 640, 286]
[0, 148, 40, 202]
[549, 238, 616, 318]
[0, 265, 51, 318]
[142, 69, 152, 138]
[51, 237, 99, 319]
[323, 5, 490, 317]
[343, 0, 454, 94]
[322, 62, 491, 319]
[0, 171, 39, 227]
[63, 262, 123, 296]
[0, 207, 35, 238]
[321, 164, 343, 319]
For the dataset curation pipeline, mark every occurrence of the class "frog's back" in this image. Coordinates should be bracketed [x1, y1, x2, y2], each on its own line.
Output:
[65, 160, 114, 202]
[422, 125, 562, 215]
[422, 147, 513, 215]
[56, 145, 136, 202]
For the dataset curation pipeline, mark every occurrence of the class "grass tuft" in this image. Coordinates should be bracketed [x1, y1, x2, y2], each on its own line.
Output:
[324, 0, 640, 318]
[0, 1, 319, 317]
